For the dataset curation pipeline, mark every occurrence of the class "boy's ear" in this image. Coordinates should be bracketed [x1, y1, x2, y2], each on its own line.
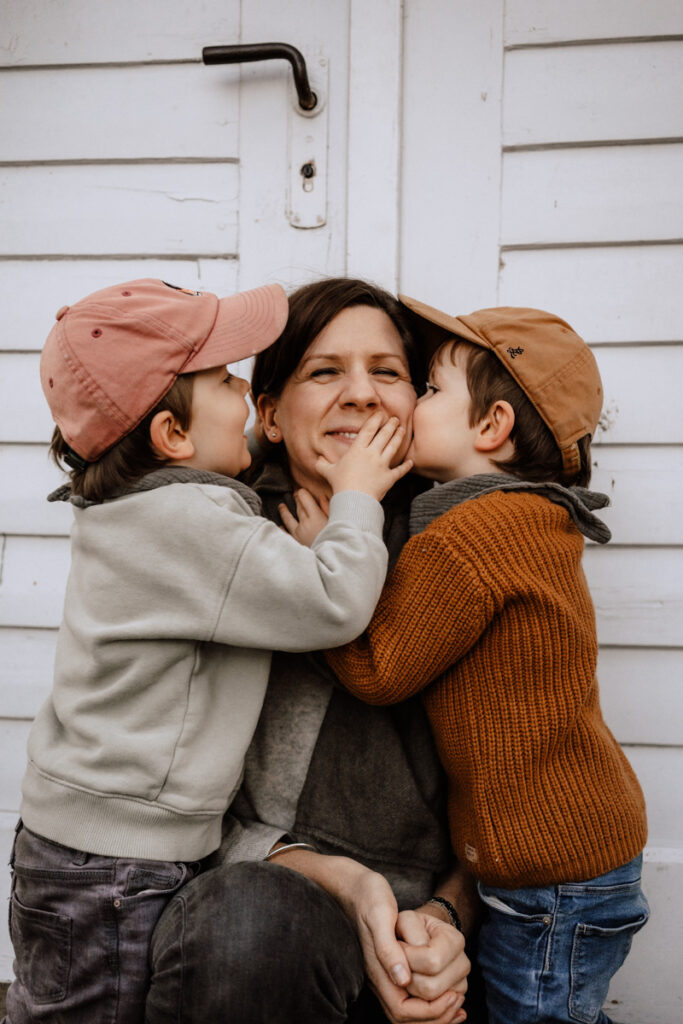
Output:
[256, 393, 282, 443]
[474, 400, 515, 454]
[149, 410, 195, 462]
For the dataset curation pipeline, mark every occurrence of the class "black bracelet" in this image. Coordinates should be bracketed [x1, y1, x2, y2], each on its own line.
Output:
[426, 896, 462, 933]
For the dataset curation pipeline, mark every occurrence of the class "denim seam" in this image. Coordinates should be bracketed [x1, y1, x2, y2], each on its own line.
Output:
[542, 902, 557, 975]
[179, 893, 188, 1024]
[569, 924, 598, 1024]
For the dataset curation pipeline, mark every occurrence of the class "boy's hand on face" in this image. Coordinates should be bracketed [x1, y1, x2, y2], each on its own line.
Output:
[317, 411, 413, 502]
[279, 489, 330, 547]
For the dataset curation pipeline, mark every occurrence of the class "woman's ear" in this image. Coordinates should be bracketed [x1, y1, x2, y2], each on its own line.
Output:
[256, 393, 282, 443]
[474, 400, 515, 454]
[149, 410, 195, 462]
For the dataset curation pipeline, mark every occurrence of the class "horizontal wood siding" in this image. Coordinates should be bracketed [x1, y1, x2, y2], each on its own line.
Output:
[501, 143, 683, 245]
[504, 0, 683, 46]
[0, 164, 239, 256]
[504, 41, 683, 145]
[0, 64, 239, 161]
[0, 1, 240, 65]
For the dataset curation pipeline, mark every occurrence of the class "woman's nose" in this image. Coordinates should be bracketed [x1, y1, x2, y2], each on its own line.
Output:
[339, 370, 379, 407]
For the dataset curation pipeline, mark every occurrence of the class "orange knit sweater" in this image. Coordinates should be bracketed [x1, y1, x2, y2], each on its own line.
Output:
[327, 490, 647, 888]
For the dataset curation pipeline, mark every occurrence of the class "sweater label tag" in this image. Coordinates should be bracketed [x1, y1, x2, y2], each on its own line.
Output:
[464, 843, 478, 863]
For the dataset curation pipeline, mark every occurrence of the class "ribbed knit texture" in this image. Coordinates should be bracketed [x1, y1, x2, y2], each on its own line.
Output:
[328, 489, 647, 887]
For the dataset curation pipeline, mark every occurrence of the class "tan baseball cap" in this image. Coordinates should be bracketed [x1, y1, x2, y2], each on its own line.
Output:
[399, 296, 603, 478]
[41, 278, 288, 462]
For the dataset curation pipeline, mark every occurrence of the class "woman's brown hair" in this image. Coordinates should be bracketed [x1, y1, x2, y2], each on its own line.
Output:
[50, 374, 195, 503]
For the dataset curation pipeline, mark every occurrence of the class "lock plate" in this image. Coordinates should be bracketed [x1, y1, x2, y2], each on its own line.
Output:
[287, 56, 328, 229]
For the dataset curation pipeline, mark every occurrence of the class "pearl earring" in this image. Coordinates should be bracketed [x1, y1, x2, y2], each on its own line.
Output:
[271, 431, 278, 439]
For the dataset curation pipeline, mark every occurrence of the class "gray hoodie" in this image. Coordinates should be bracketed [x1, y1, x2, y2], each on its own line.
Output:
[21, 468, 388, 861]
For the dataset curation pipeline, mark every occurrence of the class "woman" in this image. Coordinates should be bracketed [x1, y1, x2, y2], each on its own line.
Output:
[146, 278, 478, 1024]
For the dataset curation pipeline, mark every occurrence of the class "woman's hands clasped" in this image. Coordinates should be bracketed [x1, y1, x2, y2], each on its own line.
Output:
[342, 865, 469, 1024]
[263, 844, 469, 1024]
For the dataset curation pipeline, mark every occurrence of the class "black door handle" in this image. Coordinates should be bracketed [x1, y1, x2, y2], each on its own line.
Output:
[202, 43, 317, 112]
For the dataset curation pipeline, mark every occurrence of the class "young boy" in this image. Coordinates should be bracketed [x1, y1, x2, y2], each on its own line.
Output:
[327, 300, 649, 1024]
[7, 278, 411, 1023]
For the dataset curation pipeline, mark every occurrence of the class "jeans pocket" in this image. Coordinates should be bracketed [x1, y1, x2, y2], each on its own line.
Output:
[478, 881, 553, 922]
[9, 893, 71, 1003]
[569, 904, 650, 1023]
[123, 864, 186, 899]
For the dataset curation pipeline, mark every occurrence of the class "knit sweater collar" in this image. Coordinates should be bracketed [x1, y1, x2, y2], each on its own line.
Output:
[48, 466, 262, 514]
[409, 473, 611, 544]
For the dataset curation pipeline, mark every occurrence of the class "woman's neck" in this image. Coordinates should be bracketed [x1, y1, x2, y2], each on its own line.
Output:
[290, 469, 332, 506]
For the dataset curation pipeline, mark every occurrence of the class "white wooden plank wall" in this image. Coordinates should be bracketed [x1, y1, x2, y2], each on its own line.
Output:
[0, 0, 245, 981]
[498, 3, 683, 1020]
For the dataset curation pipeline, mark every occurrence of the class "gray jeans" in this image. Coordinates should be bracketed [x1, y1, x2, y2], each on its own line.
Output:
[146, 858, 388, 1023]
[6, 821, 199, 1024]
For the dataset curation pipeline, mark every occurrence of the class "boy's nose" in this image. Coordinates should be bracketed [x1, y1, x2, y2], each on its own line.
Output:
[236, 376, 249, 395]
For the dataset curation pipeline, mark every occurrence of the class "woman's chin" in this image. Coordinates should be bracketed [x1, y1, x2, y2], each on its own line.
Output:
[319, 438, 353, 463]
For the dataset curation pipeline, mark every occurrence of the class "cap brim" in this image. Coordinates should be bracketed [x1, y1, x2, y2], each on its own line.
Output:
[398, 294, 492, 355]
[184, 283, 288, 372]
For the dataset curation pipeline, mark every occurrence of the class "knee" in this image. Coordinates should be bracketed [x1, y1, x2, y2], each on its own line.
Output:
[157, 860, 346, 962]
[148, 860, 365, 1023]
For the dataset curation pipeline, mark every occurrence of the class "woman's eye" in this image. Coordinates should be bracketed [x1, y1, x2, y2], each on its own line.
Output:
[310, 367, 339, 379]
[372, 367, 400, 379]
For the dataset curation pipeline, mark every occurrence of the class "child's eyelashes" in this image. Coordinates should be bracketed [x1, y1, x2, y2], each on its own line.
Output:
[425, 382, 439, 394]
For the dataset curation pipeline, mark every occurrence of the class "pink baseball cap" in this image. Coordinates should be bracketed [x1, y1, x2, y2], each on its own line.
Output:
[40, 278, 288, 462]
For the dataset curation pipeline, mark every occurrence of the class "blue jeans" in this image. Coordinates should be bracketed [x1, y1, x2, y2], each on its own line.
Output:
[477, 855, 649, 1024]
[5, 821, 200, 1024]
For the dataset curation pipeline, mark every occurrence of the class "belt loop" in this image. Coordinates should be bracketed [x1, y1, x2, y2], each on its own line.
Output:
[9, 818, 23, 869]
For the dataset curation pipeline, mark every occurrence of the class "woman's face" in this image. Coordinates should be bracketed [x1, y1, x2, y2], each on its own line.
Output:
[259, 305, 417, 499]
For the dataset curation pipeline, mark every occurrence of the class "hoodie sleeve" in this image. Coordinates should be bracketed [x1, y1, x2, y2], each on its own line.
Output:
[213, 490, 388, 652]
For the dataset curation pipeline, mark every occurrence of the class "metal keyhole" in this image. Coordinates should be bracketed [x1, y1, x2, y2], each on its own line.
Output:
[301, 161, 316, 192]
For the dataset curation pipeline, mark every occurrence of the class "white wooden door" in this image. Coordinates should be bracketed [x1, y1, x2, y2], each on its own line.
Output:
[400, 2, 683, 1021]
[0, 0, 404, 981]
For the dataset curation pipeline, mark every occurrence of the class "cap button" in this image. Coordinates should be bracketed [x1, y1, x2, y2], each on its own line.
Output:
[55, 305, 70, 320]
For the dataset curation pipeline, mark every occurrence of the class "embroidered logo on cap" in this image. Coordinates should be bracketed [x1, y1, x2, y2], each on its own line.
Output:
[506, 346, 524, 359]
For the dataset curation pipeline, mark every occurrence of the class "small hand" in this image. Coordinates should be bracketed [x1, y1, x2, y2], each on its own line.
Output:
[279, 489, 330, 547]
[317, 411, 413, 501]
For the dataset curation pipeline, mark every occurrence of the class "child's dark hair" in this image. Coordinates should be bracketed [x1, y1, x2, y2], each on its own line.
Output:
[444, 340, 592, 487]
[50, 374, 195, 503]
